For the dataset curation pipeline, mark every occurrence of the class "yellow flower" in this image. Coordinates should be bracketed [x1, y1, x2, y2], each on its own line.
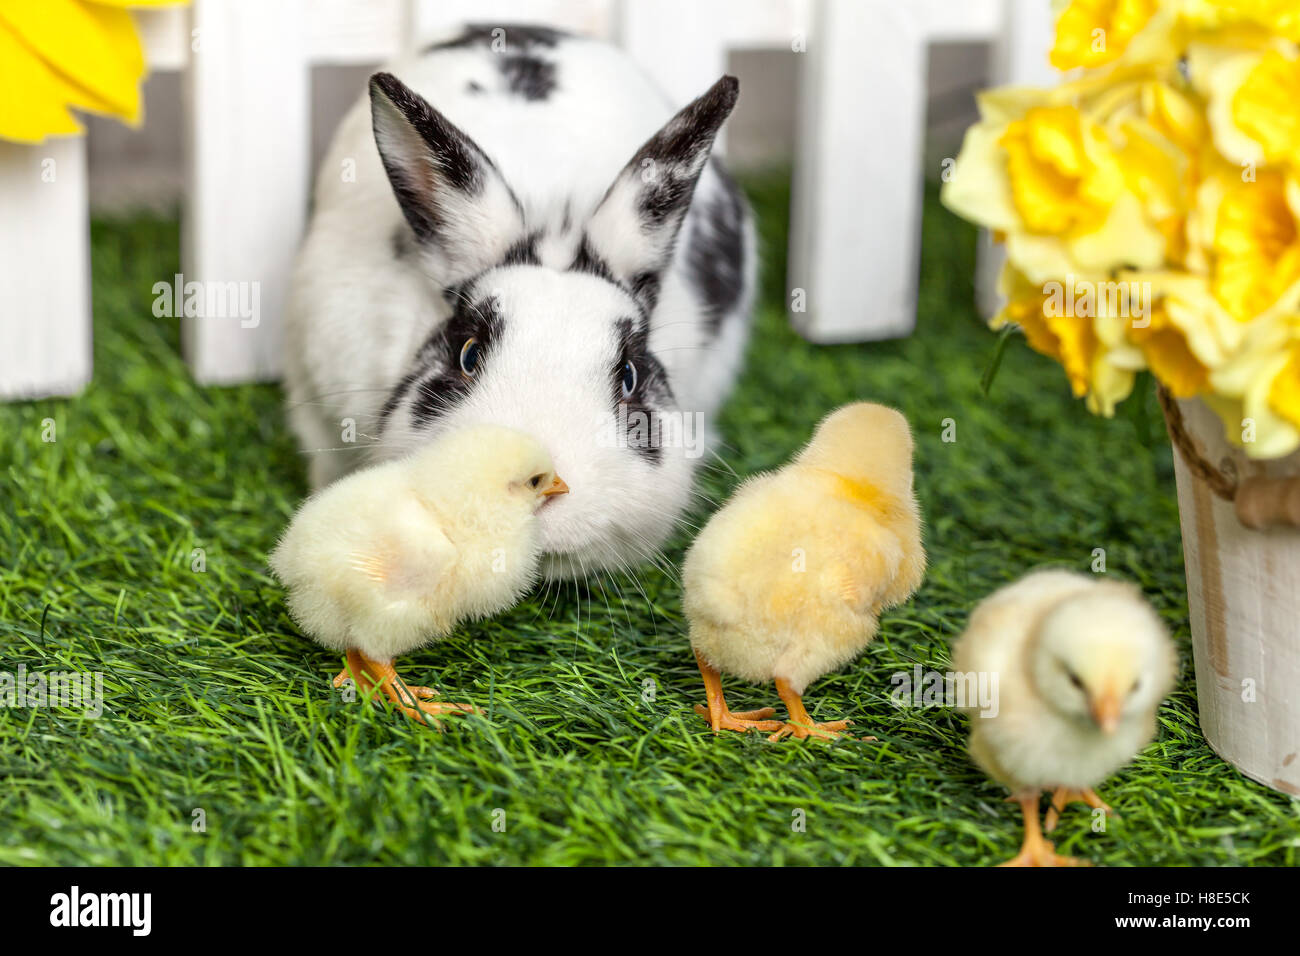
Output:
[1270, 346, 1300, 427]
[0, 0, 187, 144]
[1129, 302, 1211, 396]
[1231, 49, 1300, 167]
[1210, 309, 1300, 456]
[1189, 0, 1300, 42]
[1051, 0, 1162, 71]
[1207, 169, 1300, 321]
[1000, 105, 1125, 233]
[943, 98, 1168, 283]
[992, 265, 1137, 414]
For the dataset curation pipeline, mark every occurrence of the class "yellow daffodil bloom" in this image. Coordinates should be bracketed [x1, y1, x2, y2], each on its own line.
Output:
[1189, 0, 1300, 42]
[945, 0, 1300, 453]
[1207, 169, 1300, 321]
[0, 0, 187, 144]
[992, 265, 1139, 414]
[1128, 303, 1211, 395]
[943, 99, 1169, 283]
[1231, 48, 1300, 166]
[1210, 308, 1300, 455]
[1052, 0, 1163, 71]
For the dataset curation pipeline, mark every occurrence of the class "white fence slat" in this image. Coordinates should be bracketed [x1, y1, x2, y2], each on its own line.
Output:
[0, 138, 92, 400]
[135, 7, 190, 71]
[615, 0, 730, 148]
[789, 0, 925, 342]
[308, 0, 413, 64]
[181, 0, 309, 385]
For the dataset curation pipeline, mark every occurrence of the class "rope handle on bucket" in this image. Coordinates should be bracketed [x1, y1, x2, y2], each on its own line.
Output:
[1157, 386, 1300, 531]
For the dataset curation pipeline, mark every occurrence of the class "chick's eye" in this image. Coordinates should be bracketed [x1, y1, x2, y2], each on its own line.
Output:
[620, 359, 638, 399]
[529, 474, 543, 489]
[1067, 671, 1085, 691]
[459, 337, 481, 376]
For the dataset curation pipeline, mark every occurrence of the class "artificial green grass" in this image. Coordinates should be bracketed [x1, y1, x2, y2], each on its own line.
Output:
[2, 176, 1298, 867]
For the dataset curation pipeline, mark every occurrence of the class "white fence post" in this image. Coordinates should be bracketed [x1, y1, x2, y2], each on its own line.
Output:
[0, 138, 92, 400]
[181, 0, 309, 385]
[788, 0, 930, 343]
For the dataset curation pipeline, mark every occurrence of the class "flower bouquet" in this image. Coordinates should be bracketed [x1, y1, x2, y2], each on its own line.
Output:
[942, 0, 1300, 793]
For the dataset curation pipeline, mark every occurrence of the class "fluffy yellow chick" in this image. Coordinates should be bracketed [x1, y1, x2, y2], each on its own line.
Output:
[684, 402, 925, 741]
[269, 425, 568, 725]
[952, 569, 1177, 866]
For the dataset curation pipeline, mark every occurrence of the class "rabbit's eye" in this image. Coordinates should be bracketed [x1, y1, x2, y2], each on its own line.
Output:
[620, 359, 638, 399]
[459, 337, 481, 376]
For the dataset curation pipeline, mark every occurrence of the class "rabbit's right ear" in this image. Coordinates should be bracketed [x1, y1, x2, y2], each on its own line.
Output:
[369, 72, 525, 281]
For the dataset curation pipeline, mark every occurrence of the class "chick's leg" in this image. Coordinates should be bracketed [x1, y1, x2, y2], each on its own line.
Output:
[768, 677, 866, 742]
[333, 650, 481, 726]
[1044, 786, 1114, 832]
[691, 649, 782, 734]
[998, 793, 1089, 867]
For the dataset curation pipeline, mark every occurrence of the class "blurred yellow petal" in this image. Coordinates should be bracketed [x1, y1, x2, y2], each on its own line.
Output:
[1085, 359, 1136, 416]
[1231, 49, 1300, 167]
[940, 121, 1022, 232]
[1000, 106, 1123, 234]
[1129, 304, 1211, 397]
[0, 21, 82, 141]
[1269, 347, 1300, 428]
[1068, 191, 1167, 272]
[0, 0, 144, 122]
[1051, 0, 1161, 71]
[1211, 170, 1300, 321]
[1193, 0, 1300, 43]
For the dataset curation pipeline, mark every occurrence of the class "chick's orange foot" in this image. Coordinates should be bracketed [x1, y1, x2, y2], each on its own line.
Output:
[1044, 786, 1114, 832]
[767, 677, 872, 743]
[692, 702, 782, 733]
[333, 649, 480, 727]
[767, 718, 858, 742]
[999, 794, 1091, 867]
[693, 650, 783, 734]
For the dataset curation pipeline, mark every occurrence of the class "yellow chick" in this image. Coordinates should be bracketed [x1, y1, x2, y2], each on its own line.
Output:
[684, 402, 925, 741]
[269, 425, 568, 725]
[952, 569, 1177, 866]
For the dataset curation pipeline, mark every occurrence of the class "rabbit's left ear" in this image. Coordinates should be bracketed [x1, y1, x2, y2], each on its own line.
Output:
[582, 76, 738, 313]
[369, 71, 526, 281]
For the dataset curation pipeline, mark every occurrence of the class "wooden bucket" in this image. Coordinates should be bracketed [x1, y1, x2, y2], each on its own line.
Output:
[1165, 395, 1300, 795]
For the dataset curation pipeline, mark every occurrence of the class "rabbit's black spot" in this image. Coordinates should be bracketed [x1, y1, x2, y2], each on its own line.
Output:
[686, 163, 746, 335]
[612, 318, 673, 464]
[465, 80, 485, 94]
[628, 271, 662, 315]
[569, 235, 616, 284]
[390, 224, 418, 260]
[501, 232, 542, 266]
[386, 294, 503, 431]
[638, 174, 692, 227]
[425, 23, 567, 53]
[499, 54, 556, 101]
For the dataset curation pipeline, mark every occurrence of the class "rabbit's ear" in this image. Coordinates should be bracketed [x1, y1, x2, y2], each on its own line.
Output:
[582, 76, 738, 314]
[370, 72, 525, 280]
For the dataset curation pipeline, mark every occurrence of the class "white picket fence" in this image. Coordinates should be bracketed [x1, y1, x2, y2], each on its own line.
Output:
[0, 0, 1053, 400]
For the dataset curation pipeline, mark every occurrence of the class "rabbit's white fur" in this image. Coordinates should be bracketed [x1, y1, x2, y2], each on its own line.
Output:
[284, 25, 756, 579]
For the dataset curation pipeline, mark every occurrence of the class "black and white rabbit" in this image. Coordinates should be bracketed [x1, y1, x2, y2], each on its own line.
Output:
[284, 24, 756, 578]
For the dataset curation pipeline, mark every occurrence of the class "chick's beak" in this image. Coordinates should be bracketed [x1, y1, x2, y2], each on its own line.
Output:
[1089, 691, 1122, 735]
[541, 475, 569, 497]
